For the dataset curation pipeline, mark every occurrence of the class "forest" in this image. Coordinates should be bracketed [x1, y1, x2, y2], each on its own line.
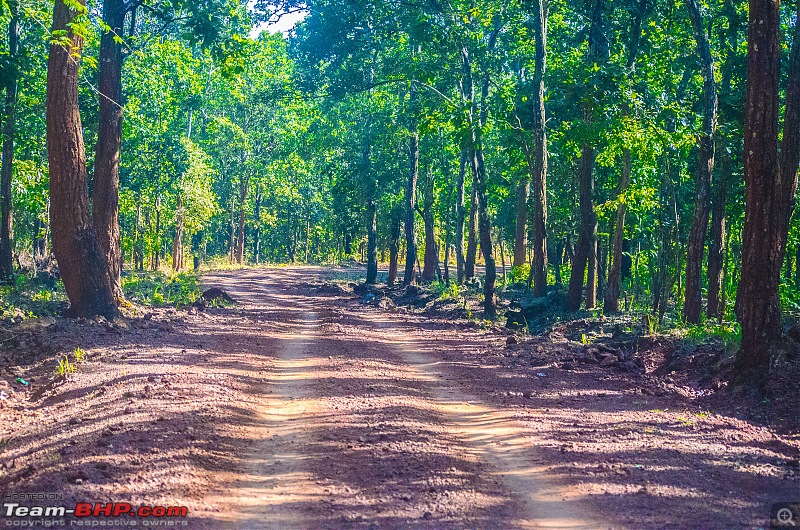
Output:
[5, 0, 794, 376]
[0, 0, 799, 526]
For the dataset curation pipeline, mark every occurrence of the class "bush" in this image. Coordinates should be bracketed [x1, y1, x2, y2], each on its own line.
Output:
[123, 271, 201, 307]
[509, 264, 530, 284]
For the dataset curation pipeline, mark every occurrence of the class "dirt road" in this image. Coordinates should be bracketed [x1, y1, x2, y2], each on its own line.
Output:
[1, 267, 798, 529]
[201, 268, 596, 529]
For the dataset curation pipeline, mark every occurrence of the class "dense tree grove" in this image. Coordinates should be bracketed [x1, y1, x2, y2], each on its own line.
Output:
[2, 0, 800, 379]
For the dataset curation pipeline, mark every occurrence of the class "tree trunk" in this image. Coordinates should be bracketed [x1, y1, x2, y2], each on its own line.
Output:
[474, 140, 497, 316]
[605, 0, 645, 313]
[567, 144, 598, 311]
[364, 112, 378, 284]
[93, 0, 125, 298]
[465, 184, 478, 279]
[605, 150, 631, 313]
[404, 83, 419, 286]
[466, 39, 499, 317]
[253, 186, 261, 263]
[47, 0, 118, 319]
[172, 195, 184, 273]
[683, 0, 719, 324]
[513, 180, 529, 268]
[422, 169, 437, 283]
[708, 0, 740, 320]
[0, 1, 18, 281]
[235, 176, 248, 265]
[707, 154, 728, 319]
[737, 0, 800, 376]
[455, 145, 467, 283]
[567, 0, 605, 312]
[388, 211, 401, 286]
[530, 0, 549, 297]
[366, 196, 378, 284]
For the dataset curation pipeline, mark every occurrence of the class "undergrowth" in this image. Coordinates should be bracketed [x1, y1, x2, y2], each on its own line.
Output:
[0, 272, 66, 320]
[123, 271, 201, 307]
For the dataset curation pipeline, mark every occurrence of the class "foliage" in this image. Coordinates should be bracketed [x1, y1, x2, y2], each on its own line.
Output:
[122, 271, 201, 307]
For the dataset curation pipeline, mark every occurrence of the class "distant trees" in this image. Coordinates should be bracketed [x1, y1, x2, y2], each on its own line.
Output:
[4, 0, 798, 378]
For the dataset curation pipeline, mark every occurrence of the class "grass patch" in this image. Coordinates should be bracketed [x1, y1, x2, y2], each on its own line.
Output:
[123, 271, 201, 307]
[682, 322, 741, 355]
[55, 348, 88, 377]
[0, 272, 66, 320]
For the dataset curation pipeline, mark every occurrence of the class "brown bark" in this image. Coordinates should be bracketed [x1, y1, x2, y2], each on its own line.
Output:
[0, 1, 18, 281]
[93, 0, 125, 298]
[567, 148, 598, 311]
[422, 169, 437, 283]
[567, 0, 605, 312]
[172, 195, 184, 272]
[388, 211, 401, 286]
[737, 0, 800, 376]
[455, 145, 467, 283]
[47, 0, 118, 319]
[530, 0, 548, 297]
[707, 154, 728, 320]
[513, 180, 529, 269]
[465, 180, 478, 279]
[403, 83, 419, 286]
[683, 0, 719, 324]
[605, 0, 646, 314]
[235, 176, 248, 265]
[364, 117, 378, 284]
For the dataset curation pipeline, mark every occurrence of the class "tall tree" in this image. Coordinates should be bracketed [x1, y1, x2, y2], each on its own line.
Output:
[683, 0, 718, 324]
[93, 0, 127, 297]
[404, 82, 419, 286]
[47, 0, 118, 319]
[604, 0, 646, 314]
[736, 0, 800, 376]
[567, 0, 606, 312]
[0, 0, 19, 281]
[529, 0, 548, 297]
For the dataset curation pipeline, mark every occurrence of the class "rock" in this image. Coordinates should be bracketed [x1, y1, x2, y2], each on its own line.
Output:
[562, 362, 577, 371]
[404, 285, 424, 297]
[377, 298, 395, 310]
[581, 350, 600, 364]
[600, 354, 619, 367]
[787, 459, 800, 469]
[16, 317, 56, 332]
[519, 296, 550, 318]
[353, 283, 371, 296]
[505, 310, 526, 330]
[506, 336, 519, 346]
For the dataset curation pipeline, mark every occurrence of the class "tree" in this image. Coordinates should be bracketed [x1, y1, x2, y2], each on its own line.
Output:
[47, 0, 118, 318]
[604, 0, 647, 314]
[567, 0, 607, 312]
[736, 0, 800, 377]
[0, 0, 19, 281]
[682, 0, 718, 324]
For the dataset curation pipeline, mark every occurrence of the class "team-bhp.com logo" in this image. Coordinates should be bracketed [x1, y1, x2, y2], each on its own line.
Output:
[3, 502, 189, 527]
